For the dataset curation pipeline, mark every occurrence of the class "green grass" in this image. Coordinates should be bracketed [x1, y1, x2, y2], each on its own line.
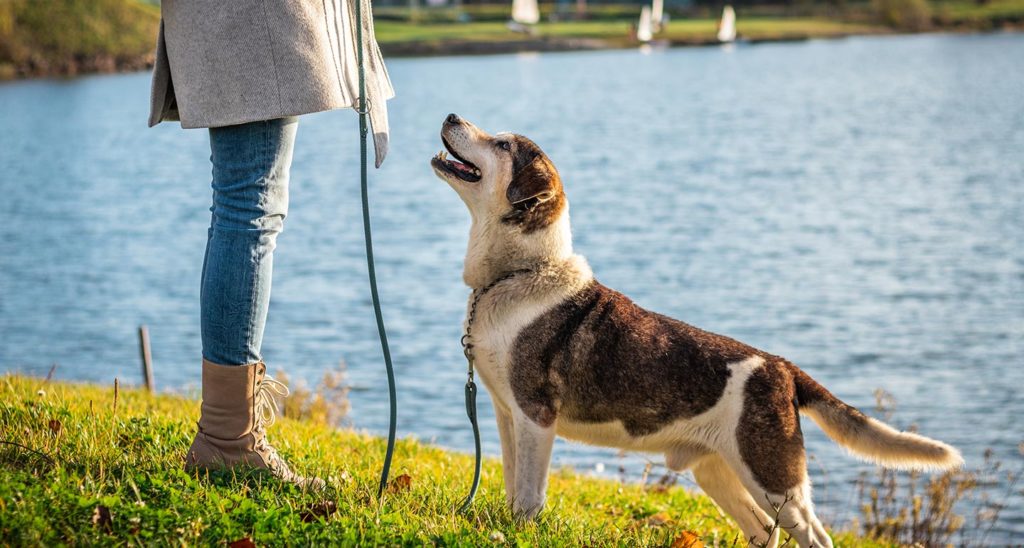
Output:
[646, 17, 885, 42]
[0, 0, 160, 78]
[0, 375, 891, 546]
[375, 22, 526, 44]
[375, 17, 888, 52]
[375, 17, 884, 42]
[934, 0, 1024, 24]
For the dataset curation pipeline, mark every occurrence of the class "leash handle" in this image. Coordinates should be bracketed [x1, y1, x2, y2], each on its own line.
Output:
[458, 379, 482, 513]
[353, 0, 398, 500]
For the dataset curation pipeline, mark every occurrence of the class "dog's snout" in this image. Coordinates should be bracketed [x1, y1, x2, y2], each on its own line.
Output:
[445, 113, 462, 125]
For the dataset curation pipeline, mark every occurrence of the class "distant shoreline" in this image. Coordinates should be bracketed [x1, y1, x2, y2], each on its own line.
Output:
[375, 28, 897, 58]
[2, 24, 1021, 82]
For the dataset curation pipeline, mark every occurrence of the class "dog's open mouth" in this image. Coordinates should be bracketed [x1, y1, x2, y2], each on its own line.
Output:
[432, 137, 482, 182]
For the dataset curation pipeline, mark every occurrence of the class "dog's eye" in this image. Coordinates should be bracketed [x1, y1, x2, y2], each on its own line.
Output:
[497, 141, 511, 151]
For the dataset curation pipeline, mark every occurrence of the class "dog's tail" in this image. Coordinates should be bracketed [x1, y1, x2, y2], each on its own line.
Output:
[786, 362, 963, 471]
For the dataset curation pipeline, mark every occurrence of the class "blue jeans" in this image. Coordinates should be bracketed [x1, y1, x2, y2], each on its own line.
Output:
[201, 117, 298, 366]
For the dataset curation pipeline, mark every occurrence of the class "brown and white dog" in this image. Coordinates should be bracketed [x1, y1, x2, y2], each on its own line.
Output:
[431, 114, 962, 547]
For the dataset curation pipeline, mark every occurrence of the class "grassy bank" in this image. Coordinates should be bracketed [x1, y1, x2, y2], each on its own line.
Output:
[374, 17, 887, 53]
[0, 375, 888, 545]
[2, 1, 1023, 80]
[0, 0, 159, 79]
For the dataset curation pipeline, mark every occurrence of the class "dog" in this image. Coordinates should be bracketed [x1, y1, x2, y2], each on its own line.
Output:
[431, 113, 963, 547]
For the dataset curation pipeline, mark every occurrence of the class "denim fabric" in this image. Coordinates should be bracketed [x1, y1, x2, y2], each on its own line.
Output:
[201, 117, 298, 366]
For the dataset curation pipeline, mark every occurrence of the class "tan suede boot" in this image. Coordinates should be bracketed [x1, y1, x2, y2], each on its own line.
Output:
[185, 359, 325, 489]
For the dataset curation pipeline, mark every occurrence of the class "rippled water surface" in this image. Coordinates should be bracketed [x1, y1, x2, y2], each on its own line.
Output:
[2, 33, 1022, 539]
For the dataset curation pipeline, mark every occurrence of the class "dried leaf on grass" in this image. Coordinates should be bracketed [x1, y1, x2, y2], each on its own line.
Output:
[388, 473, 413, 493]
[91, 505, 112, 531]
[645, 511, 673, 527]
[300, 500, 338, 523]
[671, 530, 705, 547]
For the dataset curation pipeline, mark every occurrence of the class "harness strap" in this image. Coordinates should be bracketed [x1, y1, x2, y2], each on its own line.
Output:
[353, 0, 398, 499]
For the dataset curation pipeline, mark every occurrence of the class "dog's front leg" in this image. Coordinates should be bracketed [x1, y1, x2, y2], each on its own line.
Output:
[511, 410, 555, 520]
[494, 404, 517, 505]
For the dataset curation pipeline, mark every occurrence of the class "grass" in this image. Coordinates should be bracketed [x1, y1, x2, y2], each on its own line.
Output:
[933, 0, 1024, 25]
[0, 374, 891, 546]
[375, 22, 527, 44]
[374, 17, 885, 47]
[0, 0, 160, 79]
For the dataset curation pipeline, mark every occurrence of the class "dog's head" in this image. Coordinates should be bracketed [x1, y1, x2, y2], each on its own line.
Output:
[431, 114, 566, 234]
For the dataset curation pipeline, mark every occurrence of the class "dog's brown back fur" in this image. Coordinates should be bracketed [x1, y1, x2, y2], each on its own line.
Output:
[509, 278, 812, 492]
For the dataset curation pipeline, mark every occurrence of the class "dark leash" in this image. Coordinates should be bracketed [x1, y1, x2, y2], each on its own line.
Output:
[458, 269, 531, 513]
[352, 0, 528, 508]
[353, 0, 398, 499]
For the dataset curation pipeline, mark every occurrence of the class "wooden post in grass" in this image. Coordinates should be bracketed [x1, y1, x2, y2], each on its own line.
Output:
[138, 325, 154, 392]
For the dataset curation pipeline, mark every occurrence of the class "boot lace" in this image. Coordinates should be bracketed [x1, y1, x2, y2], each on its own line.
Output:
[250, 373, 322, 488]
[255, 374, 289, 429]
[253, 375, 292, 475]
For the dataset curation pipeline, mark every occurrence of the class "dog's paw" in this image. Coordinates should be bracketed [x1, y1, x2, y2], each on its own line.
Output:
[511, 495, 545, 521]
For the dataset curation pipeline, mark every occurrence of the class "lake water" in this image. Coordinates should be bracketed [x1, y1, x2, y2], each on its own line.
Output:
[2, 33, 1022, 540]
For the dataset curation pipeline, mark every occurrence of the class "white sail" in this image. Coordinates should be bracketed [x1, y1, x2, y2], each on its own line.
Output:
[652, 0, 664, 30]
[717, 5, 736, 43]
[512, 0, 540, 25]
[637, 6, 653, 43]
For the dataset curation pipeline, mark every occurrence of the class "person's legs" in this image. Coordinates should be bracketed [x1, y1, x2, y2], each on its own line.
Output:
[187, 117, 322, 488]
[202, 117, 297, 365]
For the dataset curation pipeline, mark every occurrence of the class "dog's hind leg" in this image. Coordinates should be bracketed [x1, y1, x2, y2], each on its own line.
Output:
[692, 454, 780, 548]
[735, 474, 831, 548]
[731, 361, 833, 547]
[511, 409, 556, 520]
[494, 404, 517, 505]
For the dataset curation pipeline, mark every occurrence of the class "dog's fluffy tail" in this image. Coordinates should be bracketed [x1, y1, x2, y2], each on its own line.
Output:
[786, 362, 963, 471]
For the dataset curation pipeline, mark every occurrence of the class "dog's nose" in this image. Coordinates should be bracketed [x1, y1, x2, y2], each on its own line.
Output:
[446, 113, 461, 125]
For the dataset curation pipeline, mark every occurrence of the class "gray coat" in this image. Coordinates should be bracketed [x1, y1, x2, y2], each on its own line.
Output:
[148, 0, 395, 167]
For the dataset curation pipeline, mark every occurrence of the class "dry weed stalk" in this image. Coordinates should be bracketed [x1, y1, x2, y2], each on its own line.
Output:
[274, 361, 351, 427]
[856, 390, 1022, 547]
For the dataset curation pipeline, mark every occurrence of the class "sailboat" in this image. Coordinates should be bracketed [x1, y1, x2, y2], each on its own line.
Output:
[509, 0, 540, 32]
[637, 5, 653, 43]
[717, 5, 737, 43]
[652, 0, 665, 32]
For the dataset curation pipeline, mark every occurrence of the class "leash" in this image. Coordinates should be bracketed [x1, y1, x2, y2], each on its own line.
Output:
[352, 0, 398, 499]
[458, 269, 531, 512]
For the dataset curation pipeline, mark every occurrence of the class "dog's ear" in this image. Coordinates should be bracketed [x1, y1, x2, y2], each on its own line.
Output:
[506, 153, 561, 208]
